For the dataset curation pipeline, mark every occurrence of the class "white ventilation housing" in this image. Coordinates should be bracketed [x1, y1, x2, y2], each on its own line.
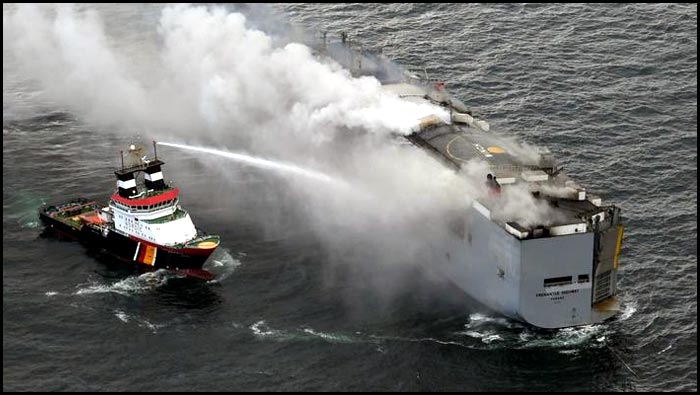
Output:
[588, 195, 603, 206]
[410, 114, 445, 132]
[521, 170, 549, 182]
[549, 223, 587, 236]
[452, 112, 474, 125]
[495, 176, 516, 184]
[505, 222, 529, 239]
[473, 200, 490, 219]
[577, 189, 586, 201]
[475, 119, 490, 131]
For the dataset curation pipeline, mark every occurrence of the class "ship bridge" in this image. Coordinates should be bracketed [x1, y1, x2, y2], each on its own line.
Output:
[108, 144, 197, 246]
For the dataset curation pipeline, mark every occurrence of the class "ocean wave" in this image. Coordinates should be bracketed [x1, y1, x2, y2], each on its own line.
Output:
[112, 309, 162, 333]
[249, 321, 373, 344]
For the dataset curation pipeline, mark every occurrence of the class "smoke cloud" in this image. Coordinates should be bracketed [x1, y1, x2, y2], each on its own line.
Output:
[4, 4, 562, 305]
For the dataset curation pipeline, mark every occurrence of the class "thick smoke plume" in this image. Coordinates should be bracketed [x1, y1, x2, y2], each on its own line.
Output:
[4, 4, 561, 305]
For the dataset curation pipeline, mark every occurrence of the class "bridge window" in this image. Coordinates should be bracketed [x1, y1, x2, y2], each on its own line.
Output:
[544, 276, 572, 287]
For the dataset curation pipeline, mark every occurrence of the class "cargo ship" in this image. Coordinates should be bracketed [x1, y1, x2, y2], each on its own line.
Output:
[39, 143, 220, 280]
[313, 32, 624, 328]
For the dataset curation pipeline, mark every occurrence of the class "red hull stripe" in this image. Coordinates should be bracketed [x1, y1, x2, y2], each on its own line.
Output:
[128, 235, 217, 257]
[111, 188, 179, 207]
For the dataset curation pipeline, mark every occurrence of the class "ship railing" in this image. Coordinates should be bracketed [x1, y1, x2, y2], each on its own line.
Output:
[116, 159, 165, 175]
[490, 163, 540, 176]
[403, 67, 447, 86]
[189, 235, 220, 244]
[171, 234, 220, 249]
[109, 196, 178, 214]
[51, 200, 98, 216]
[141, 207, 187, 224]
[579, 205, 621, 231]
[139, 186, 174, 199]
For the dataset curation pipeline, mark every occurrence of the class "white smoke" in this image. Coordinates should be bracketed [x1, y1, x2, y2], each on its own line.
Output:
[6, 4, 449, 139]
[3, 4, 154, 128]
[4, 4, 562, 303]
[489, 183, 568, 227]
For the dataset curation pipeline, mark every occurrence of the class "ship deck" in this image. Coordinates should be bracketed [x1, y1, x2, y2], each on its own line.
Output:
[407, 123, 546, 175]
[407, 123, 616, 228]
[40, 199, 103, 229]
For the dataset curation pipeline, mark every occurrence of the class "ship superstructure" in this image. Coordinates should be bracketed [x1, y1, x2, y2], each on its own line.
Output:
[312, 33, 624, 328]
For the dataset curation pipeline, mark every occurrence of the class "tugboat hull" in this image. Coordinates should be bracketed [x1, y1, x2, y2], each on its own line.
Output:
[39, 206, 217, 272]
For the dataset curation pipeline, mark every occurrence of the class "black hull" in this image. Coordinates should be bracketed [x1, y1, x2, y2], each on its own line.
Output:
[39, 213, 214, 271]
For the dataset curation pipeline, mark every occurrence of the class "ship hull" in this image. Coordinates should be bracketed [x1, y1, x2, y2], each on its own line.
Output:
[432, 204, 621, 329]
[39, 212, 215, 271]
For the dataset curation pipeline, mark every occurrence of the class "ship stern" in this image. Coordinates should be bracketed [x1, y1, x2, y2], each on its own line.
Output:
[516, 210, 624, 329]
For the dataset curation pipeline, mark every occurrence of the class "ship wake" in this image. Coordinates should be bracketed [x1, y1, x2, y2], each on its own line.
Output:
[74, 269, 174, 296]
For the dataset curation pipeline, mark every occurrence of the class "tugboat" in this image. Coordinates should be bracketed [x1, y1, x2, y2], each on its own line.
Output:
[39, 142, 220, 280]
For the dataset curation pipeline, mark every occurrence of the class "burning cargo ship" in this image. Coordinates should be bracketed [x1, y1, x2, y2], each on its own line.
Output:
[315, 32, 624, 328]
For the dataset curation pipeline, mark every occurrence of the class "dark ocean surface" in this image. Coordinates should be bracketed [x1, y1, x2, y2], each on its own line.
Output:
[3, 3, 697, 391]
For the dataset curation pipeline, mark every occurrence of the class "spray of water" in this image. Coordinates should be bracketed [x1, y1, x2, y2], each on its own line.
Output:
[157, 141, 343, 186]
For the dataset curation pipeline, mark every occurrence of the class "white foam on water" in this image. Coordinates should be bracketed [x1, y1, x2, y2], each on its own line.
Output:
[620, 301, 638, 320]
[481, 334, 504, 344]
[250, 320, 277, 337]
[465, 313, 520, 329]
[75, 269, 172, 296]
[114, 309, 130, 323]
[520, 324, 608, 349]
[457, 330, 504, 344]
[301, 328, 355, 343]
[415, 337, 472, 347]
[249, 321, 371, 345]
[139, 320, 161, 334]
[456, 313, 610, 350]
[559, 349, 580, 355]
[204, 248, 242, 284]
[20, 219, 40, 229]
[657, 344, 673, 355]
[367, 333, 467, 348]
[249, 321, 303, 342]
[112, 309, 162, 333]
